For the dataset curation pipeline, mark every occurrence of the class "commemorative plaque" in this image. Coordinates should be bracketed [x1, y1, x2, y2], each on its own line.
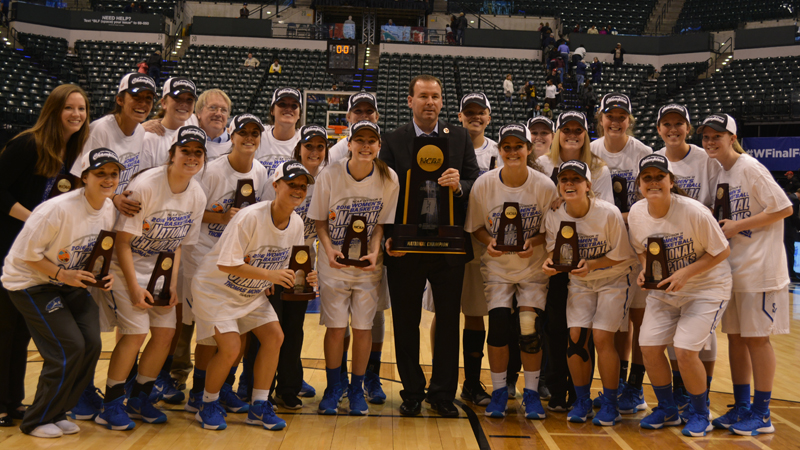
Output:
[494, 202, 525, 252]
[713, 183, 731, 222]
[234, 178, 256, 208]
[550, 221, 580, 272]
[83, 230, 116, 288]
[612, 176, 629, 213]
[146, 251, 175, 306]
[282, 245, 316, 301]
[643, 236, 670, 290]
[336, 215, 370, 267]
[48, 174, 77, 199]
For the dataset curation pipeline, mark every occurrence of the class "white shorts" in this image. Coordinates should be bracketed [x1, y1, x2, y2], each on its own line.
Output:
[629, 263, 648, 309]
[721, 289, 790, 337]
[484, 275, 548, 311]
[567, 271, 632, 332]
[421, 261, 489, 317]
[195, 299, 279, 343]
[91, 287, 117, 333]
[319, 277, 380, 329]
[639, 293, 728, 352]
[109, 286, 177, 335]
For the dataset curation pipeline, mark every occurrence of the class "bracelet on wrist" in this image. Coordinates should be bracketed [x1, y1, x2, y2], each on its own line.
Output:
[53, 267, 63, 281]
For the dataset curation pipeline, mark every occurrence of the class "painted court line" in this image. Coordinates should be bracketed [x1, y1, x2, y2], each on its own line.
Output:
[603, 426, 635, 450]
[532, 420, 561, 450]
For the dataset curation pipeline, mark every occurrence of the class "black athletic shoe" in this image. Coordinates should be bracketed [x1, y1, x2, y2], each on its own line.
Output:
[460, 383, 491, 406]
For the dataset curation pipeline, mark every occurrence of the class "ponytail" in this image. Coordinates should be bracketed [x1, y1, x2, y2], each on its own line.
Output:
[373, 158, 392, 183]
[732, 139, 746, 155]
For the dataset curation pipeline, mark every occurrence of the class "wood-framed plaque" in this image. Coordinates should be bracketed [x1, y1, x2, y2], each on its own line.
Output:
[281, 245, 316, 301]
[336, 215, 370, 267]
[146, 251, 175, 306]
[391, 137, 466, 254]
[713, 183, 731, 222]
[550, 221, 580, 272]
[643, 236, 670, 290]
[612, 175, 629, 213]
[494, 202, 525, 252]
[234, 178, 257, 208]
[83, 230, 116, 288]
[48, 174, 77, 199]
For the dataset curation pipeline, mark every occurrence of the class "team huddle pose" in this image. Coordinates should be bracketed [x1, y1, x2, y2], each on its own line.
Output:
[0, 71, 791, 440]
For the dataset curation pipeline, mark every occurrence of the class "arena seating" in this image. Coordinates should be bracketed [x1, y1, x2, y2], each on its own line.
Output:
[91, 0, 176, 17]
[676, 0, 795, 33]
[16, 33, 73, 80]
[0, 44, 63, 126]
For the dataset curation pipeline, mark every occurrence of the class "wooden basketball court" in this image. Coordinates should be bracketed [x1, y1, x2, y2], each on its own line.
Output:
[2, 289, 799, 449]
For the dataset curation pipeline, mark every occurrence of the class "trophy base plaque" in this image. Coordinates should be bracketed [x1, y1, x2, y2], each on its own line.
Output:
[281, 245, 317, 301]
[146, 252, 174, 307]
[392, 224, 466, 254]
[643, 237, 670, 290]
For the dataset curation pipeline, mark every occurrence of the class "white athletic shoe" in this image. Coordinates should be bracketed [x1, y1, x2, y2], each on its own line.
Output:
[30, 423, 63, 438]
[54, 419, 80, 435]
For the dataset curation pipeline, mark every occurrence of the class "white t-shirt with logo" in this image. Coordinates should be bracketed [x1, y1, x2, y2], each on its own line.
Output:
[139, 127, 179, 171]
[192, 201, 304, 321]
[263, 179, 318, 246]
[70, 115, 147, 194]
[718, 153, 791, 292]
[475, 137, 501, 176]
[465, 166, 558, 283]
[627, 193, 732, 300]
[537, 154, 614, 203]
[111, 166, 206, 289]
[544, 198, 636, 281]
[255, 126, 301, 178]
[590, 136, 653, 210]
[655, 144, 721, 208]
[1, 189, 117, 291]
[308, 159, 399, 283]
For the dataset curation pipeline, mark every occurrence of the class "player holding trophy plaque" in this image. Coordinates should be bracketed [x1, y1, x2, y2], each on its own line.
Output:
[84, 230, 117, 288]
[336, 215, 370, 267]
[234, 179, 257, 208]
[282, 245, 316, 300]
[146, 252, 175, 306]
[48, 174, 78, 199]
[713, 183, 730, 222]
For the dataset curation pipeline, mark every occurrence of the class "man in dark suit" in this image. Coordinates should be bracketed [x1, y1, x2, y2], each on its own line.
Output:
[380, 74, 480, 417]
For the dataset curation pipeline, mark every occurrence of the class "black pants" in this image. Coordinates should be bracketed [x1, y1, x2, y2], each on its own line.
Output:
[544, 273, 573, 399]
[387, 254, 463, 402]
[268, 286, 309, 397]
[0, 282, 30, 417]
[8, 285, 101, 434]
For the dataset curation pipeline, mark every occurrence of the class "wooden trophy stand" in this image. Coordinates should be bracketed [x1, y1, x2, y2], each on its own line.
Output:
[494, 202, 525, 252]
[550, 221, 580, 272]
[612, 176, 629, 213]
[713, 183, 731, 222]
[83, 230, 116, 288]
[282, 245, 316, 301]
[234, 178, 257, 208]
[336, 215, 370, 267]
[643, 236, 671, 290]
[146, 252, 175, 306]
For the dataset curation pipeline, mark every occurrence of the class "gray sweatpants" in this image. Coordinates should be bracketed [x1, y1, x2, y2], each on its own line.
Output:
[8, 285, 101, 434]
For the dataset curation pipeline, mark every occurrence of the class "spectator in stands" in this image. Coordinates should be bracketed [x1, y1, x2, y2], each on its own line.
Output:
[1, 0, 10, 25]
[558, 40, 570, 74]
[575, 58, 587, 87]
[124, 2, 134, 12]
[573, 24, 582, 34]
[524, 80, 537, 117]
[538, 22, 544, 32]
[387, 19, 394, 26]
[147, 49, 162, 86]
[503, 74, 514, 106]
[783, 189, 800, 282]
[240, 3, 249, 18]
[611, 43, 625, 68]
[591, 57, 602, 83]
[136, 2, 145, 13]
[610, 25, 618, 35]
[587, 25, 598, 34]
[785, 171, 800, 192]
[446, 23, 455, 44]
[269, 59, 282, 74]
[456, 12, 467, 45]
[579, 80, 597, 114]
[243, 53, 260, 69]
[137, 60, 148, 74]
[599, 26, 607, 35]
[542, 102, 553, 119]
[555, 83, 564, 106]
[545, 79, 557, 108]
[605, 25, 613, 34]
[542, 22, 552, 36]
[542, 32, 556, 65]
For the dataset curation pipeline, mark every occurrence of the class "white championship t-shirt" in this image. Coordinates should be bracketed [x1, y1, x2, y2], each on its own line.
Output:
[191, 200, 304, 321]
[655, 144, 721, 208]
[465, 166, 558, 283]
[263, 177, 319, 246]
[544, 198, 636, 281]
[70, 115, 147, 194]
[591, 136, 653, 210]
[718, 153, 791, 292]
[475, 137, 501, 176]
[111, 166, 206, 289]
[627, 193, 732, 300]
[139, 127, 179, 171]
[1, 189, 117, 291]
[537, 154, 614, 203]
[255, 126, 301, 178]
[308, 159, 399, 283]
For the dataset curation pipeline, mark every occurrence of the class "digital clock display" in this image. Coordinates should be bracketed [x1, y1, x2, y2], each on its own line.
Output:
[327, 41, 358, 72]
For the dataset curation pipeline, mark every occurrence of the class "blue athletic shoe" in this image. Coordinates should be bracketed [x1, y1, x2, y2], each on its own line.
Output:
[69, 385, 104, 420]
[618, 385, 648, 414]
[318, 386, 342, 415]
[673, 387, 690, 411]
[338, 373, 348, 402]
[523, 389, 546, 420]
[567, 397, 594, 423]
[184, 390, 202, 413]
[126, 391, 167, 424]
[639, 405, 681, 429]
[592, 398, 621, 426]
[124, 376, 135, 399]
[364, 370, 386, 404]
[680, 403, 711, 423]
[299, 380, 316, 398]
[196, 400, 227, 430]
[220, 383, 250, 413]
[681, 410, 713, 437]
[730, 410, 775, 436]
[151, 371, 185, 405]
[246, 400, 286, 430]
[94, 396, 135, 431]
[592, 392, 606, 409]
[236, 376, 250, 403]
[712, 404, 750, 429]
[485, 387, 508, 418]
[347, 384, 369, 416]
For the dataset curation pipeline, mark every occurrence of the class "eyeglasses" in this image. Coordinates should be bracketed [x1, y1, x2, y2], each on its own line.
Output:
[205, 105, 229, 115]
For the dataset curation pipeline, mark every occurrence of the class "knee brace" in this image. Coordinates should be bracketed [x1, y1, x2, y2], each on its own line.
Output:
[567, 328, 590, 362]
[518, 308, 543, 354]
[371, 310, 385, 344]
[487, 308, 512, 347]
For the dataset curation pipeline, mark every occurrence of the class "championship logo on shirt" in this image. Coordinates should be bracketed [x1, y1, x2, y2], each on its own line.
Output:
[225, 245, 291, 298]
[294, 198, 315, 240]
[55, 234, 101, 273]
[577, 233, 610, 260]
[258, 155, 292, 178]
[674, 175, 701, 200]
[728, 185, 753, 238]
[327, 197, 384, 247]
[661, 232, 698, 273]
[116, 151, 141, 194]
[206, 194, 235, 239]
[488, 203, 542, 245]
[131, 209, 194, 257]
[611, 169, 638, 208]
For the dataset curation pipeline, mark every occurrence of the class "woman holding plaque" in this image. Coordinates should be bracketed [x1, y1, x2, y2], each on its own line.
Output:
[0, 84, 90, 428]
[465, 124, 558, 420]
[0, 149, 122, 438]
[309, 120, 399, 416]
[628, 153, 731, 437]
[542, 160, 637, 426]
[699, 114, 792, 436]
[190, 160, 317, 431]
[93, 125, 207, 431]
[653, 104, 721, 413]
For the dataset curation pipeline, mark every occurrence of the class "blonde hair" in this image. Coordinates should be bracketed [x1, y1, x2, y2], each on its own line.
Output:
[196, 89, 232, 115]
[594, 111, 637, 138]
[549, 130, 607, 179]
[732, 138, 745, 154]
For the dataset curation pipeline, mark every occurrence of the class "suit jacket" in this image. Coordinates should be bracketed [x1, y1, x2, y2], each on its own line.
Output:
[379, 119, 480, 267]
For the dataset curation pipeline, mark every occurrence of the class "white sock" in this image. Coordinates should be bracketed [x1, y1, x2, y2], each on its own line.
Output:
[524, 370, 540, 392]
[136, 374, 157, 384]
[252, 388, 270, 403]
[106, 378, 125, 388]
[202, 390, 220, 403]
[490, 371, 508, 392]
